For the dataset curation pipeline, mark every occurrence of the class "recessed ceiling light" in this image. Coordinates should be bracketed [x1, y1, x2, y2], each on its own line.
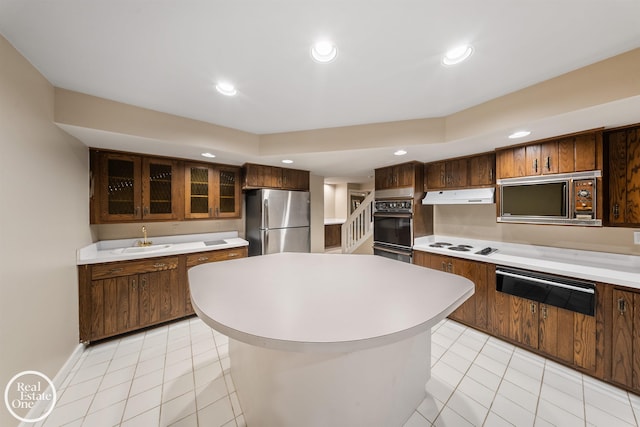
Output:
[394, 150, 407, 156]
[201, 152, 216, 158]
[215, 81, 237, 96]
[442, 44, 473, 66]
[508, 130, 531, 139]
[311, 41, 337, 63]
[282, 159, 294, 164]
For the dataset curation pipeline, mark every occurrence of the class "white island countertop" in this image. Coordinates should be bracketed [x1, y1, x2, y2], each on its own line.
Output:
[77, 231, 248, 265]
[414, 235, 640, 290]
[189, 252, 474, 353]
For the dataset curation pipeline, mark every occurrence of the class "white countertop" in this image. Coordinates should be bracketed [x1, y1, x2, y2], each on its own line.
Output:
[414, 235, 640, 289]
[77, 231, 248, 265]
[189, 252, 474, 353]
[324, 218, 346, 225]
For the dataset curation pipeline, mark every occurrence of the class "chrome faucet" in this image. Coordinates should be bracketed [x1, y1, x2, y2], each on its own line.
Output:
[137, 226, 153, 247]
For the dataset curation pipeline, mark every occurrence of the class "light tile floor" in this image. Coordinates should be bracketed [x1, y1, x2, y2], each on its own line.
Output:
[31, 317, 640, 427]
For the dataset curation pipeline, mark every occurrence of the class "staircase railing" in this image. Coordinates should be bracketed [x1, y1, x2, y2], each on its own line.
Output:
[341, 191, 375, 254]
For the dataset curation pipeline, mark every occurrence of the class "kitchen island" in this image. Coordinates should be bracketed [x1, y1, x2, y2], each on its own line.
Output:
[188, 252, 474, 427]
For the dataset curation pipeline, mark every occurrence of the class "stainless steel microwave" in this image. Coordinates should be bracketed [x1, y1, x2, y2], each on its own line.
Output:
[497, 171, 601, 226]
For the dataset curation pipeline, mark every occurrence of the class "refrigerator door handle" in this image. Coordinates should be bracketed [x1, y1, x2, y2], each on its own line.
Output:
[264, 198, 269, 229]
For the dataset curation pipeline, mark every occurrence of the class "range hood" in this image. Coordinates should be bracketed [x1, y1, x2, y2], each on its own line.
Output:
[422, 188, 495, 205]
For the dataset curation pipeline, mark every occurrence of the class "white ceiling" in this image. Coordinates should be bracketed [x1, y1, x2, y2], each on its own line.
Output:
[1, 1, 640, 181]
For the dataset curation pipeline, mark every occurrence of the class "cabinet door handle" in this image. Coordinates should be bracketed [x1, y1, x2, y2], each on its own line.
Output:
[541, 305, 548, 319]
[143, 206, 149, 216]
[135, 206, 140, 216]
[209, 207, 213, 217]
[215, 207, 219, 217]
[141, 278, 147, 290]
[447, 262, 453, 273]
[618, 298, 626, 315]
[545, 156, 551, 171]
[197, 256, 209, 262]
[613, 204, 620, 219]
[533, 158, 538, 173]
[228, 252, 239, 258]
[530, 302, 537, 314]
[109, 267, 124, 274]
[441, 261, 447, 272]
[153, 263, 166, 269]
[132, 279, 137, 290]
[489, 168, 493, 182]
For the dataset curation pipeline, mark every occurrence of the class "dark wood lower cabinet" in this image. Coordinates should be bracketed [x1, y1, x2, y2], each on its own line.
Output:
[413, 252, 611, 383]
[413, 252, 488, 331]
[79, 247, 247, 343]
[605, 287, 640, 392]
[324, 224, 342, 248]
[489, 286, 598, 374]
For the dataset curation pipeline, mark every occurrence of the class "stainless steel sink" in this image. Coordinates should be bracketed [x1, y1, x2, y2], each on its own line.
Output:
[204, 240, 227, 246]
[111, 244, 173, 255]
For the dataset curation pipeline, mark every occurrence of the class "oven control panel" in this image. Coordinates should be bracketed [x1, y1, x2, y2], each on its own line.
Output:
[374, 199, 413, 213]
[573, 179, 595, 219]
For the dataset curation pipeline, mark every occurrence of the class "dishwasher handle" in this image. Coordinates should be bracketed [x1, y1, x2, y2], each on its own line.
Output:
[496, 269, 595, 294]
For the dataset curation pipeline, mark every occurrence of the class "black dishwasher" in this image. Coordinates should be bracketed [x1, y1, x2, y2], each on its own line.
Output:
[496, 266, 595, 316]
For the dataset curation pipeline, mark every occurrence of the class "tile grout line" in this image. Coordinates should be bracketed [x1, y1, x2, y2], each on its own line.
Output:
[116, 332, 149, 426]
[479, 337, 516, 427]
[432, 323, 496, 426]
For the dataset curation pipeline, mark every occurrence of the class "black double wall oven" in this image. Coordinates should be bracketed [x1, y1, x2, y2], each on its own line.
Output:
[373, 191, 414, 263]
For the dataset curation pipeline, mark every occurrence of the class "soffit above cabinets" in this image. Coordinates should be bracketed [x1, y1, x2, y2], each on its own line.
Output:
[2, 1, 640, 180]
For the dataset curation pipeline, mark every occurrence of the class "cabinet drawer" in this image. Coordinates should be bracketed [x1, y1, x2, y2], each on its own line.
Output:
[186, 247, 248, 267]
[91, 256, 179, 280]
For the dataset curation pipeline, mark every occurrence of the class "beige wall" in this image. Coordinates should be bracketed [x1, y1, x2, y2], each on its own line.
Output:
[93, 219, 245, 241]
[434, 204, 640, 255]
[0, 36, 93, 426]
[323, 184, 337, 218]
[310, 175, 325, 253]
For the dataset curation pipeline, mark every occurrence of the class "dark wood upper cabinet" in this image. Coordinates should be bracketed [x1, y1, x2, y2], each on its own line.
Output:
[243, 163, 309, 191]
[185, 163, 241, 219]
[243, 163, 280, 189]
[469, 152, 496, 187]
[424, 152, 494, 190]
[496, 130, 602, 179]
[281, 167, 310, 191]
[424, 161, 446, 189]
[605, 124, 640, 226]
[91, 149, 243, 223]
[96, 152, 143, 222]
[95, 152, 181, 222]
[496, 146, 526, 178]
[141, 157, 182, 221]
[375, 161, 423, 191]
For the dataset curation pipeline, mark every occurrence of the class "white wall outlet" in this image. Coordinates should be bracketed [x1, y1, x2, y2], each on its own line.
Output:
[635, 231, 640, 245]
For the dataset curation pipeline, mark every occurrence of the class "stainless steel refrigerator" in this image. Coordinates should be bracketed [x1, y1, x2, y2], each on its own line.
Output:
[245, 189, 310, 256]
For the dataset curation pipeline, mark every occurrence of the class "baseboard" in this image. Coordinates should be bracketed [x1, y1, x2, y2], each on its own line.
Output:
[19, 343, 86, 426]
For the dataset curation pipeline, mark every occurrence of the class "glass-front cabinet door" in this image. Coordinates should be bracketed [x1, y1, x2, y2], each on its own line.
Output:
[215, 166, 241, 218]
[142, 157, 180, 220]
[99, 153, 142, 222]
[185, 163, 214, 219]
